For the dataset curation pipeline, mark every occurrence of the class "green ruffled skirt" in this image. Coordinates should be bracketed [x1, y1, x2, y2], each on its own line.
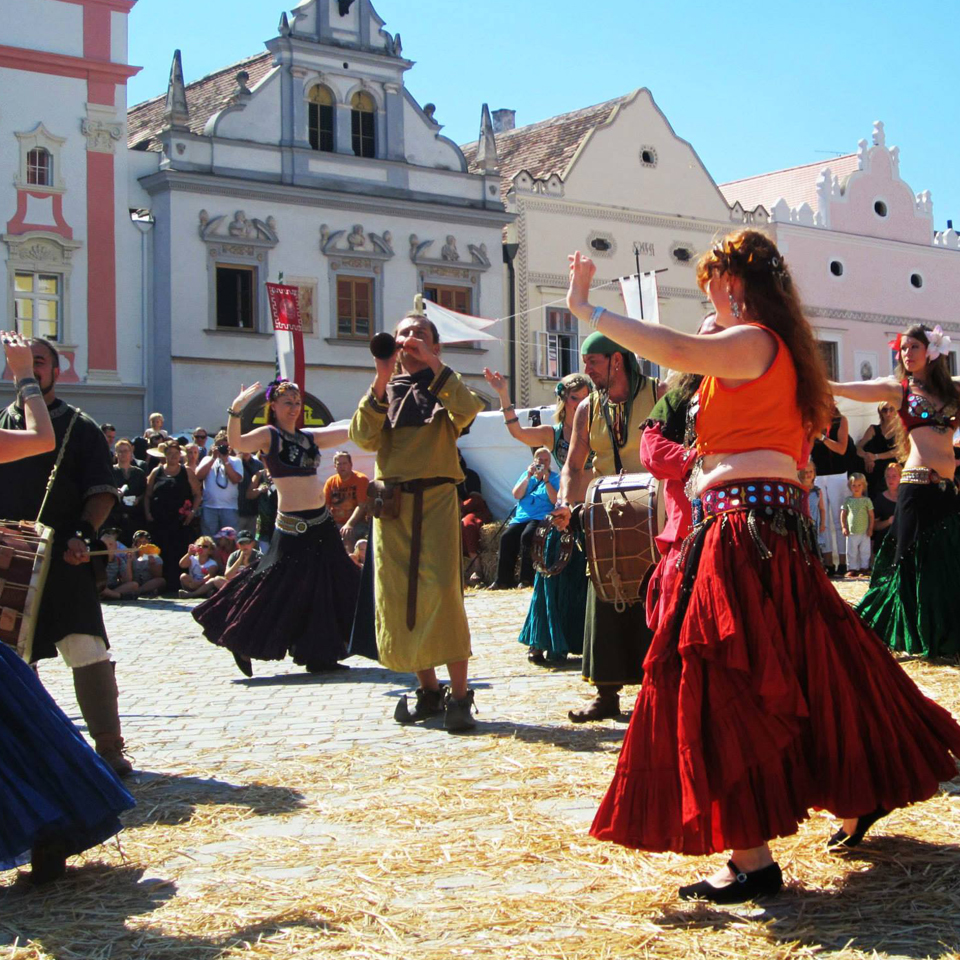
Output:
[518, 528, 587, 660]
[858, 479, 960, 658]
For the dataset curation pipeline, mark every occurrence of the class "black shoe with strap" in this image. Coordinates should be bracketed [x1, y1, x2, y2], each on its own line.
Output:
[394, 684, 447, 724]
[826, 806, 888, 850]
[679, 860, 783, 904]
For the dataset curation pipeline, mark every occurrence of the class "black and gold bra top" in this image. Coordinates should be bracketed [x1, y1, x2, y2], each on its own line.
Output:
[264, 425, 320, 478]
[899, 379, 960, 435]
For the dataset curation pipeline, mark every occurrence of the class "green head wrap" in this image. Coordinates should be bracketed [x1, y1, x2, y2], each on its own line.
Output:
[580, 332, 643, 448]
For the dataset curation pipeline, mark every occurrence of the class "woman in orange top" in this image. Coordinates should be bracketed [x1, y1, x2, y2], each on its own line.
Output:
[563, 229, 960, 904]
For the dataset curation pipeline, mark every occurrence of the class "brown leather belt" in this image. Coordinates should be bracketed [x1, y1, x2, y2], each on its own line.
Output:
[400, 477, 456, 630]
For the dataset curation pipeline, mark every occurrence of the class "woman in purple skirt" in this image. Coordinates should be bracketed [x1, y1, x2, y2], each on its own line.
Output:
[193, 379, 360, 677]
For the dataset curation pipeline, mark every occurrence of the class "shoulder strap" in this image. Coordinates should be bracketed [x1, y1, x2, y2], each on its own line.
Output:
[34, 408, 81, 526]
[599, 399, 624, 475]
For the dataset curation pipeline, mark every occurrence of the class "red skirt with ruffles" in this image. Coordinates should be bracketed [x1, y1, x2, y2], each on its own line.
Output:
[590, 502, 960, 855]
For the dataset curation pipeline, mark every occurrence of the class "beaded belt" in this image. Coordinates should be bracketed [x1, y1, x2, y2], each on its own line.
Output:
[276, 509, 331, 535]
[901, 467, 941, 485]
[691, 479, 807, 526]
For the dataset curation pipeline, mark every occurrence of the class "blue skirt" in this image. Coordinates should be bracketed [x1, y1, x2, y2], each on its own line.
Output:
[518, 528, 587, 660]
[0, 643, 135, 870]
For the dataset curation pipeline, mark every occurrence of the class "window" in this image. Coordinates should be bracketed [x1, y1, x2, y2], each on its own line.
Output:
[26, 148, 52, 187]
[215, 265, 256, 329]
[874, 200, 888, 218]
[537, 308, 580, 379]
[910, 273, 923, 289]
[423, 283, 471, 314]
[308, 85, 335, 152]
[351, 92, 376, 158]
[14, 272, 60, 339]
[817, 339, 839, 380]
[829, 260, 844, 277]
[336, 275, 373, 338]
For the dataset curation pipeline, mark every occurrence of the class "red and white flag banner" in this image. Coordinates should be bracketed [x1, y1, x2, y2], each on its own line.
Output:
[266, 281, 305, 389]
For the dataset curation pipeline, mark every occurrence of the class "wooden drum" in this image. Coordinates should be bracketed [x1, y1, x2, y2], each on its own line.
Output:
[0, 520, 54, 662]
[583, 473, 660, 610]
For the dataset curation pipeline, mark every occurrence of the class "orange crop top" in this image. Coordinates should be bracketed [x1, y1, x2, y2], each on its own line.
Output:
[696, 325, 805, 463]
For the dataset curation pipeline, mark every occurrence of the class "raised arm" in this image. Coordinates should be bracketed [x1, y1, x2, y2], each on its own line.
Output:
[821, 415, 849, 455]
[0, 332, 55, 462]
[566, 253, 777, 380]
[307, 424, 350, 450]
[830, 378, 902, 405]
[226, 382, 272, 455]
[483, 367, 554, 448]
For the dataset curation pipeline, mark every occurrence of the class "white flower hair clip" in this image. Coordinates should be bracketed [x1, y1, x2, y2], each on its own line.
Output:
[926, 325, 952, 361]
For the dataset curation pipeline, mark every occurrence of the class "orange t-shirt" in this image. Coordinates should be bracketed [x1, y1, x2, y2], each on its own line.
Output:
[696, 325, 805, 463]
[323, 471, 369, 526]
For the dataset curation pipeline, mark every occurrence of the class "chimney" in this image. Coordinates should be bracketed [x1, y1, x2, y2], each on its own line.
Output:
[492, 109, 515, 133]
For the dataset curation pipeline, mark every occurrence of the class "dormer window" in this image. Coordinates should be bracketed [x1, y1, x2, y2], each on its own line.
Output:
[308, 85, 335, 152]
[351, 91, 376, 159]
[26, 148, 52, 187]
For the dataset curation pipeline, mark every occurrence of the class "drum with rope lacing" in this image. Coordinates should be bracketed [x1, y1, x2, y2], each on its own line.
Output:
[583, 472, 661, 611]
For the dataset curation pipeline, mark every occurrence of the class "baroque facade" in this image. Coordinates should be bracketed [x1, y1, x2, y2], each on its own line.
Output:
[461, 89, 757, 408]
[127, 0, 510, 429]
[0, 0, 144, 425]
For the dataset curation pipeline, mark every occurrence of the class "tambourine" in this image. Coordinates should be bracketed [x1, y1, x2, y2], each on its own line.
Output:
[531, 516, 576, 578]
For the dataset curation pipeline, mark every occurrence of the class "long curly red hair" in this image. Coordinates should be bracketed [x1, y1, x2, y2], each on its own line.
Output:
[697, 229, 832, 437]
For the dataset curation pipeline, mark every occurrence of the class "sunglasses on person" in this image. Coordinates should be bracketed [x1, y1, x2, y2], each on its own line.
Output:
[194, 432, 207, 439]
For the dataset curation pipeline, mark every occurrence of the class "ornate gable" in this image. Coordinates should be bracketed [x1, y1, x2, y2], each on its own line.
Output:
[289, 0, 404, 57]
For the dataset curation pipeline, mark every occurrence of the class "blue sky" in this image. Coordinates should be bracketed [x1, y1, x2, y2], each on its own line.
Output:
[128, 0, 960, 230]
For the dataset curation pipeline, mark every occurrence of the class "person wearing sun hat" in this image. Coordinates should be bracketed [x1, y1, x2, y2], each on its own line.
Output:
[551, 329, 660, 723]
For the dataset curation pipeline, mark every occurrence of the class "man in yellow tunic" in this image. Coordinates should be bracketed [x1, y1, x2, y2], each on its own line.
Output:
[553, 331, 659, 722]
[350, 312, 484, 731]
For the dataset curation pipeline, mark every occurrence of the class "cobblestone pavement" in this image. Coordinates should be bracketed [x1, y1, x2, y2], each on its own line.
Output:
[9, 577, 957, 960]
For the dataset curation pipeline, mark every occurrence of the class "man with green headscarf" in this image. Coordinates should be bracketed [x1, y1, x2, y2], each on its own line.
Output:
[552, 331, 660, 722]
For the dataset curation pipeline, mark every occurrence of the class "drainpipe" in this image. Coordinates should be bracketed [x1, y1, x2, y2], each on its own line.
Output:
[503, 242, 519, 406]
[131, 210, 155, 423]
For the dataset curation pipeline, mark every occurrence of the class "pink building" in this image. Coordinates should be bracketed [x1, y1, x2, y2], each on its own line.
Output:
[721, 121, 960, 433]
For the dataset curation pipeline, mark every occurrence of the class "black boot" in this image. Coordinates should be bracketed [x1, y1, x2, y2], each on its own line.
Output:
[568, 686, 621, 723]
[443, 688, 476, 732]
[394, 684, 447, 724]
[30, 837, 67, 885]
[679, 860, 782, 903]
[73, 661, 133, 777]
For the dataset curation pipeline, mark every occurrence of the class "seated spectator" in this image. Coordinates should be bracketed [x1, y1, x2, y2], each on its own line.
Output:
[460, 485, 491, 584]
[207, 529, 261, 592]
[129, 529, 166, 597]
[101, 423, 117, 458]
[249, 465, 278, 551]
[178, 535, 219, 599]
[456, 451, 482, 501]
[495, 447, 559, 589]
[111, 438, 147, 543]
[872, 461, 901, 557]
[99, 528, 139, 601]
[212, 526, 238, 573]
[195, 430, 243, 537]
[350, 538, 368, 568]
[324, 451, 369, 546]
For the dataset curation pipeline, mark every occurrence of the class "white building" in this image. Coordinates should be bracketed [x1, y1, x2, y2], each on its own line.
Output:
[127, 0, 511, 431]
[0, 0, 144, 426]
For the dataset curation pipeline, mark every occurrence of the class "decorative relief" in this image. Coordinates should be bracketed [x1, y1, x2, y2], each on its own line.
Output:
[408, 234, 490, 271]
[320, 224, 394, 259]
[3, 235, 78, 264]
[520, 198, 728, 234]
[80, 119, 123, 154]
[331, 257, 382, 274]
[199, 209, 278, 247]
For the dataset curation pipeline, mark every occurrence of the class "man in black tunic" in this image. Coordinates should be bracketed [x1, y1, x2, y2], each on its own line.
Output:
[0, 338, 131, 776]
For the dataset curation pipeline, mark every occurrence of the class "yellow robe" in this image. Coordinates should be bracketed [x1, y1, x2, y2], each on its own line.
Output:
[349, 365, 484, 673]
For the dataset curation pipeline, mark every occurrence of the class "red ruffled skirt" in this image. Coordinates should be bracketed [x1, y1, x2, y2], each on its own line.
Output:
[590, 501, 960, 855]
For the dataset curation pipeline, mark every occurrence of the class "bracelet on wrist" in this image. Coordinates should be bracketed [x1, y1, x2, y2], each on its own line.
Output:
[504, 416, 519, 425]
[18, 384, 43, 401]
[227, 407, 242, 418]
[589, 305, 605, 330]
[15, 376, 38, 388]
[501, 403, 515, 413]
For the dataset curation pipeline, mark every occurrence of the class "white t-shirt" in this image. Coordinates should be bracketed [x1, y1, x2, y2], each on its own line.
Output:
[199, 455, 243, 509]
[189, 556, 218, 580]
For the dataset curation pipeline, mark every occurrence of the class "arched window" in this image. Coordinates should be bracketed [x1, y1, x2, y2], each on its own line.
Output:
[26, 147, 52, 187]
[351, 91, 376, 159]
[308, 85, 334, 152]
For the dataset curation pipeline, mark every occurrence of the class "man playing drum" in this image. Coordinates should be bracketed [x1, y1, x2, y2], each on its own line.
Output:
[0, 338, 131, 776]
[553, 331, 660, 722]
